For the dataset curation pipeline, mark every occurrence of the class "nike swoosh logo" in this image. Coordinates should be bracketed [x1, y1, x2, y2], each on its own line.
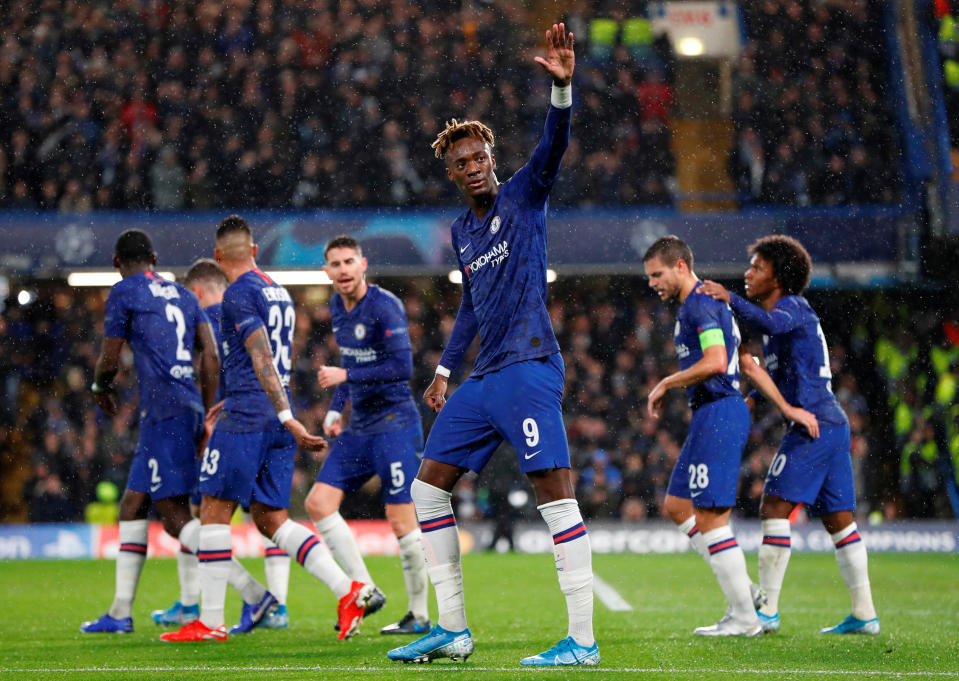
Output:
[524, 450, 541, 460]
[388, 488, 403, 495]
[198, 476, 210, 483]
[690, 491, 703, 498]
[459, 243, 471, 254]
[150, 483, 162, 493]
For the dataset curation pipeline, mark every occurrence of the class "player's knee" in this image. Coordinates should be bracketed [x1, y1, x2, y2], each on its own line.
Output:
[304, 485, 335, 520]
[663, 495, 691, 525]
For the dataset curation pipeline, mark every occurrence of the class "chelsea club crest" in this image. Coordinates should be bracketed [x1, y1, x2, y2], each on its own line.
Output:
[354, 323, 366, 340]
[490, 216, 501, 234]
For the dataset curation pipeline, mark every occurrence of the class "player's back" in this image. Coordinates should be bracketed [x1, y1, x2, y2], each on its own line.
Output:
[762, 296, 847, 426]
[675, 287, 742, 410]
[331, 285, 419, 434]
[104, 271, 205, 422]
[218, 269, 295, 431]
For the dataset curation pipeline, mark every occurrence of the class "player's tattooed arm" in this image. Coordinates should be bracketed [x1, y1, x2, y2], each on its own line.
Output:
[740, 348, 820, 438]
[244, 327, 328, 452]
[194, 321, 220, 411]
[92, 336, 125, 416]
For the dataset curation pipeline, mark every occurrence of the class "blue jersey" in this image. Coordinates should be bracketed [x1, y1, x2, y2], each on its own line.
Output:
[440, 104, 571, 376]
[328, 285, 420, 435]
[729, 293, 848, 426]
[674, 284, 743, 410]
[219, 268, 295, 432]
[204, 302, 226, 402]
[103, 271, 207, 423]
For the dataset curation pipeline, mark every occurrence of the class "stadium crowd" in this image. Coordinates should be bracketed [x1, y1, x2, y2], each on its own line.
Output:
[727, 0, 901, 205]
[0, 0, 676, 211]
[3, 276, 954, 527]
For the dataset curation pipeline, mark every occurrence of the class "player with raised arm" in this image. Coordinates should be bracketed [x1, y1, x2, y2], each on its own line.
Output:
[151, 259, 292, 631]
[701, 235, 880, 635]
[161, 216, 373, 643]
[643, 235, 761, 637]
[81, 230, 219, 634]
[305, 235, 430, 636]
[387, 24, 598, 667]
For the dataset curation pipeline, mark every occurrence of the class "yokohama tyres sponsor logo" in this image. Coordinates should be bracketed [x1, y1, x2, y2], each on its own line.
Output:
[465, 240, 509, 278]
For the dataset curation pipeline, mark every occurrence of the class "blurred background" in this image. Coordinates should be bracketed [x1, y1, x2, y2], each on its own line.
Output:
[0, 0, 957, 547]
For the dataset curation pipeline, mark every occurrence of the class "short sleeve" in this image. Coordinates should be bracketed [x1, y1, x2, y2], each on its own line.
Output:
[223, 284, 264, 344]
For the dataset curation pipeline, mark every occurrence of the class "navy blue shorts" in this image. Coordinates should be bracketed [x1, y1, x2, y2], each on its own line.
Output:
[127, 410, 203, 501]
[764, 422, 856, 514]
[424, 354, 570, 474]
[199, 422, 297, 510]
[316, 421, 423, 504]
[667, 396, 750, 508]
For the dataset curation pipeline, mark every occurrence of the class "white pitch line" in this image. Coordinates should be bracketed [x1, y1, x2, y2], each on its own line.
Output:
[593, 573, 633, 611]
[0, 667, 957, 677]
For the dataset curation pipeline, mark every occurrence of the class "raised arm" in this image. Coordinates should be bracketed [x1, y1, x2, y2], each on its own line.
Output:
[701, 281, 801, 335]
[526, 23, 575, 195]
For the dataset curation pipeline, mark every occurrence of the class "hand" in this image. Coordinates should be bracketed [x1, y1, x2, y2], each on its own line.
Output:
[322, 411, 342, 437]
[647, 379, 668, 419]
[198, 400, 225, 458]
[317, 365, 348, 389]
[284, 418, 329, 452]
[94, 392, 118, 417]
[701, 280, 731, 303]
[423, 375, 448, 413]
[534, 23, 575, 86]
[785, 406, 820, 439]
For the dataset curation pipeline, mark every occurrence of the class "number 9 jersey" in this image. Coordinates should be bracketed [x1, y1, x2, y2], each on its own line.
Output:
[218, 268, 295, 432]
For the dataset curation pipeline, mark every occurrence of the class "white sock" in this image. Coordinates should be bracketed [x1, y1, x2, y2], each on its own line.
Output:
[831, 523, 877, 620]
[108, 519, 148, 619]
[314, 511, 373, 585]
[398, 528, 429, 619]
[198, 524, 233, 628]
[273, 519, 351, 598]
[677, 516, 710, 561]
[759, 518, 791, 616]
[179, 519, 265, 606]
[177, 518, 201, 607]
[539, 499, 594, 647]
[703, 526, 757, 623]
[262, 537, 291, 605]
[412, 478, 466, 632]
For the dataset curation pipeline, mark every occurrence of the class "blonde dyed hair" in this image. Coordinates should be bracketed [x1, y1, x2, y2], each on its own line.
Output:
[431, 119, 495, 159]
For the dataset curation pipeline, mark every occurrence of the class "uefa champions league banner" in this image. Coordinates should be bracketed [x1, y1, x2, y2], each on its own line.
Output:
[0, 206, 908, 275]
[0, 520, 954, 559]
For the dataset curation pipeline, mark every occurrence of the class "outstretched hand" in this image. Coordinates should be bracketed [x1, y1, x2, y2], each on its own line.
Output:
[534, 23, 575, 86]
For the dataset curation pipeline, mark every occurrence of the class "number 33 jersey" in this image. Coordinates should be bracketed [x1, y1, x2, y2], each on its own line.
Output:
[219, 268, 295, 432]
[104, 271, 207, 423]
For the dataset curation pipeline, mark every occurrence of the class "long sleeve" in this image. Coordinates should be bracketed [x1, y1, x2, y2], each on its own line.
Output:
[438, 269, 479, 373]
[729, 292, 801, 335]
[330, 383, 348, 412]
[346, 352, 412, 384]
[524, 104, 572, 205]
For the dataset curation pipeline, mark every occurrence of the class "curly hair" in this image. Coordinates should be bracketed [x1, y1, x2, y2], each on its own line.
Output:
[431, 119, 495, 159]
[749, 235, 812, 295]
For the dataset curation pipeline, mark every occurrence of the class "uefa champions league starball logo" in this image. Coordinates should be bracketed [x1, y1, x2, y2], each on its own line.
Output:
[490, 216, 501, 234]
[354, 323, 366, 340]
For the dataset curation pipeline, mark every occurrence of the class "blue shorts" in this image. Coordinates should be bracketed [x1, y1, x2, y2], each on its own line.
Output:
[316, 421, 423, 504]
[667, 396, 749, 508]
[424, 354, 570, 474]
[127, 410, 203, 501]
[198, 422, 297, 510]
[764, 422, 856, 514]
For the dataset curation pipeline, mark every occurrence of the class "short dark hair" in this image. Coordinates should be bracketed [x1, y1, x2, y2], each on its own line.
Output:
[184, 258, 228, 289]
[324, 235, 362, 259]
[643, 235, 694, 270]
[749, 235, 812, 295]
[216, 214, 252, 241]
[114, 229, 154, 265]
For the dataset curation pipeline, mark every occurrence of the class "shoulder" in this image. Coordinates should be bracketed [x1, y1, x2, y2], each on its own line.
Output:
[373, 286, 405, 314]
[776, 295, 807, 318]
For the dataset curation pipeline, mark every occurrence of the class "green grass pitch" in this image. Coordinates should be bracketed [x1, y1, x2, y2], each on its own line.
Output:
[1, 552, 957, 680]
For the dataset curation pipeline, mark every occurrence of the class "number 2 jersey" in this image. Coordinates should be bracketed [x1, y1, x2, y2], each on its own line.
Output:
[674, 283, 743, 411]
[439, 104, 571, 376]
[328, 285, 419, 436]
[103, 271, 207, 423]
[728, 292, 848, 427]
[218, 268, 295, 432]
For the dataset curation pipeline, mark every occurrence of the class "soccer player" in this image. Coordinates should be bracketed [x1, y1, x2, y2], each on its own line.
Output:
[388, 24, 599, 667]
[701, 235, 880, 635]
[80, 229, 219, 634]
[151, 259, 292, 630]
[161, 216, 372, 643]
[305, 235, 430, 636]
[643, 235, 760, 637]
